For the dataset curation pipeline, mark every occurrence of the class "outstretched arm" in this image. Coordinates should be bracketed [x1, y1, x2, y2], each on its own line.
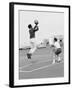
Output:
[34, 25, 39, 31]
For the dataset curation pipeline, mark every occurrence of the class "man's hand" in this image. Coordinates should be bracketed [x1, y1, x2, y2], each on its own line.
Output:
[34, 20, 39, 25]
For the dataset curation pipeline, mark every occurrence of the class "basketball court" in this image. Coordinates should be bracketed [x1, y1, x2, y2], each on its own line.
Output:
[19, 46, 64, 79]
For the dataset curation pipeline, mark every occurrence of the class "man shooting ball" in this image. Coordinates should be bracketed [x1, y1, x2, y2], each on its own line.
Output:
[27, 20, 39, 59]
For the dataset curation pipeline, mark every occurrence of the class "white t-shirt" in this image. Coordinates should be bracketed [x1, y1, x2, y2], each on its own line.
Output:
[54, 41, 61, 49]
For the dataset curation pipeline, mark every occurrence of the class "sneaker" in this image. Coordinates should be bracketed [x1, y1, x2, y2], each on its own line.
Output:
[27, 53, 32, 59]
[56, 60, 61, 63]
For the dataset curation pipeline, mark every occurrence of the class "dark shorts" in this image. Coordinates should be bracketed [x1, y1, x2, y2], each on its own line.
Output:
[55, 48, 62, 55]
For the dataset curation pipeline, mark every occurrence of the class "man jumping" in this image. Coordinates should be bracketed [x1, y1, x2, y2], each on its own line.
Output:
[27, 20, 39, 59]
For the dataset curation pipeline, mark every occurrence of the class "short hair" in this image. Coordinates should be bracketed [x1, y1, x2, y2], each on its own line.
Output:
[28, 24, 32, 29]
[54, 37, 57, 42]
[60, 39, 62, 42]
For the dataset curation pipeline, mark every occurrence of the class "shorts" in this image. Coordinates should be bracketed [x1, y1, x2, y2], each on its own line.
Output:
[55, 48, 61, 55]
[30, 38, 36, 48]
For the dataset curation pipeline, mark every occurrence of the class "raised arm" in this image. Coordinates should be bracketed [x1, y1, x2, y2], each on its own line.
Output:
[34, 25, 39, 31]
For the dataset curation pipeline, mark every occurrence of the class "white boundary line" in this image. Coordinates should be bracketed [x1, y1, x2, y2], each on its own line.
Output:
[19, 60, 52, 69]
[19, 63, 32, 69]
[20, 61, 64, 73]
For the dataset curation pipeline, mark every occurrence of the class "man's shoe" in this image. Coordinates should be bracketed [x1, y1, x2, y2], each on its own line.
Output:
[27, 53, 31, 59]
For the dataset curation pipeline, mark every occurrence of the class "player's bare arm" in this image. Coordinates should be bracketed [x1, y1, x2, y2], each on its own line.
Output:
[34, 20, 39, 31]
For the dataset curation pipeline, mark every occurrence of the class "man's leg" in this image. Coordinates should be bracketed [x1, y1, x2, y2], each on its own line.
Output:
[29, 47, 36, 54]
[52, 48, 56, 64]
[56, 55, 61, 63]
[58, 56, 61, 61]
[52, 53, 56, 64]
[27, 40, 37, 59]
[56, 49, 62, 62]
[27, 41, 33, 59]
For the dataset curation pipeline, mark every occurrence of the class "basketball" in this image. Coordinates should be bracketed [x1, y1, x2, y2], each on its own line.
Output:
[34, 20, 39, 25]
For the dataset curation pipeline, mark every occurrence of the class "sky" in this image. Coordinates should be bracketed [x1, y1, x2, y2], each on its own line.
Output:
[19, 10, 64, 48]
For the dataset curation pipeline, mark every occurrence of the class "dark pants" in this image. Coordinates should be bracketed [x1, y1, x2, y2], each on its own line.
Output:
[55, 48, 61, 56]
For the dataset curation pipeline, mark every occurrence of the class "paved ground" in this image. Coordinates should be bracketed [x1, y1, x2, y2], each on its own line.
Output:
[19, 45, 64, 79]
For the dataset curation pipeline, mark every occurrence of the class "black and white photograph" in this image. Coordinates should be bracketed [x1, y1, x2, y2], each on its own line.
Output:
[9, 2, 70, 87]
[19, 9, 64, 79]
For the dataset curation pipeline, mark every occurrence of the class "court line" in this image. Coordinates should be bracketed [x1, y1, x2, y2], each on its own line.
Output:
[19, 63, 32, 69]
[19, 60, 52, 69]
[20, 61, 63, 73]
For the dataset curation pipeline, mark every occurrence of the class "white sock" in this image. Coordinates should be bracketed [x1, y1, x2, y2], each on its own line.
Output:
[58, 57, 61, 61]
[52, 59, 55, 64]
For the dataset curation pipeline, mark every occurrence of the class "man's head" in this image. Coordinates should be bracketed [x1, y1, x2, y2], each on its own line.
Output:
[54, 37, 57, 42]
[60, 39, 62, 42]
[28, 24, 32, 29]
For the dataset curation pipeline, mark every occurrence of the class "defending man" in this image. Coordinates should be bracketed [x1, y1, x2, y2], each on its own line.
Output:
[52, 37, 62, 64]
